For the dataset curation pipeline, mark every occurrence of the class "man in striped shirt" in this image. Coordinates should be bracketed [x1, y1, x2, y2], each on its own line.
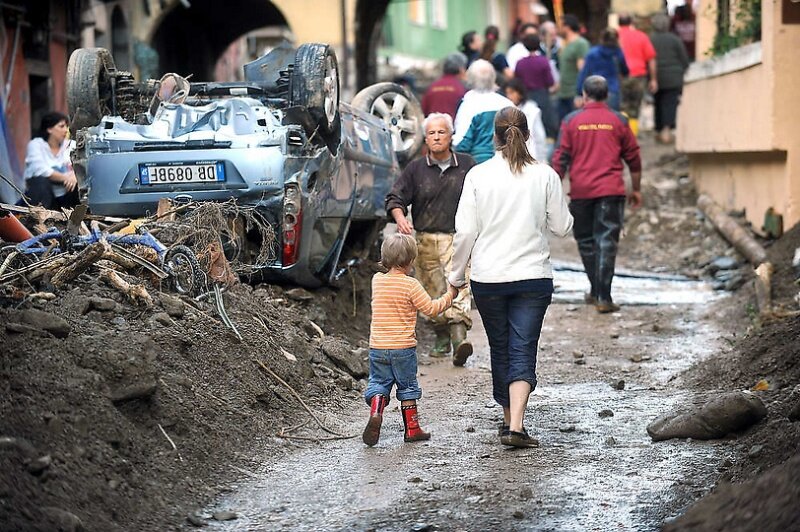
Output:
[363, 234, 457, 447]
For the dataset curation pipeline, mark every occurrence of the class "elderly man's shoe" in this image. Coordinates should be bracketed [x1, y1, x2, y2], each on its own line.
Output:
[450, 322, 472, 366]
[595, 301, 621, 313]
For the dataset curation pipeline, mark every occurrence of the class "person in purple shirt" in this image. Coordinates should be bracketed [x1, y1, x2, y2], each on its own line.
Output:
[514, 34, 558, 138]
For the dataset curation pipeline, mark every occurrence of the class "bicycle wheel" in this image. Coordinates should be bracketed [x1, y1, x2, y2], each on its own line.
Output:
[164, 245, 204, 296]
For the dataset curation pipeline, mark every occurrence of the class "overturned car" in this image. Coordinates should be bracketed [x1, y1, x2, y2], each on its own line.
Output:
[67, 43, 424, 287]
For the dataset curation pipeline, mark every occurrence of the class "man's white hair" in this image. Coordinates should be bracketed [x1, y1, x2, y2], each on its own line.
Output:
[467, 59, 496, 92]
[423, 112, 454, 133]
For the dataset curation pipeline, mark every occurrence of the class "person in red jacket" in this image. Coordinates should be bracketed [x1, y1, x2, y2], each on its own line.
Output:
[422, 53, 468, 119]
[552, 75, 643, 313]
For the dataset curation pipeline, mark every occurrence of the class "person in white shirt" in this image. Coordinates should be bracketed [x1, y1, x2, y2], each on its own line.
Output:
[503, 78, 548, 162]
[448, 106, 573, 448]
[506, 23, 539, 72]
[23, 112, 79, 209]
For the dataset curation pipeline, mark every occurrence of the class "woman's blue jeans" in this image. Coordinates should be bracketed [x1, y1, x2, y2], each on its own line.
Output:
[473, 290, 552, 407]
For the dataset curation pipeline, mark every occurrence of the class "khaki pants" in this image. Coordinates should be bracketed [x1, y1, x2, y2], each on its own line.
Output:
[620, 76, 646, 119]
[414, 232, 472, 328]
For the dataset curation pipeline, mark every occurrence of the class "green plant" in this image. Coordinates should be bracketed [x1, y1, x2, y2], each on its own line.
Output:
[709, 0, 762, 56]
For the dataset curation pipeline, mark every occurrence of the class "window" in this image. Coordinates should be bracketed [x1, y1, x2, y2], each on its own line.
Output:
[408, 0, 426, 25]
[431, 0, 447, 29]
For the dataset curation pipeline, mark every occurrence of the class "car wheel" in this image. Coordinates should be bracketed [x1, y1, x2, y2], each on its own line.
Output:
[350, 82, 424, 164]
[66, 48, 117, 132]
[291, 43, 341, 151]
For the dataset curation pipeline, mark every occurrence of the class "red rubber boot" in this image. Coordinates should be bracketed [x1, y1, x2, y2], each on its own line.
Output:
[362, 394, 388, 446]
[401, 404, 431, 442]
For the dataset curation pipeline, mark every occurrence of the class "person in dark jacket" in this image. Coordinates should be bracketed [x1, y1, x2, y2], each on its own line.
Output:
[576, 28, 629, 111]
[459, 31, 482, 67]
[386, 113, 477, 363]
[650, 13, 690, 144]
[552, 76, 643, 313]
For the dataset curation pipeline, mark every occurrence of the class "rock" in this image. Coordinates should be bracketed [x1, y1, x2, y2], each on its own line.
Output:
[321, 337, 368, 379]
[788, 399, 800, 421]
[39, 507, 84, 532]
[212, 510, 238, 521]
[513, 510, 525, 519]
[88, 297, 117, 312]
[411, 523, 432, 532]
[16, 309, 70, 338]
[408, 477, 423, 483]
[336, 375, 353, 391]
[187, 513, 208, 527]
[285, 288, 314, 302]
[153, 312, 173, 326]
[160, 294, 185, 318]
[27, 454, 52, 475]
[465, 426, 475, 433]
[748, 444, 764, 457]
[109, 380, 158, 404]
[646, 391, 768, 442]
[610, 332, 620, 339]
[558, 425, 576, 433]
[605, 436, 617, 446]
[599, 409, 614, 418]
[610, 379, 626, 390]
[709, 256, 739, 272]
[574, 358, 586, 366]
[572, 350, 584, 359]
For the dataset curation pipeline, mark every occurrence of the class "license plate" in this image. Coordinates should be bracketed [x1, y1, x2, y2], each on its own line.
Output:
[139, 162, 225, 185]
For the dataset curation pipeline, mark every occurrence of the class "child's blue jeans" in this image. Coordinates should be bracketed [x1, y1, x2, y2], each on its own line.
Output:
[364, 347, 422, 404]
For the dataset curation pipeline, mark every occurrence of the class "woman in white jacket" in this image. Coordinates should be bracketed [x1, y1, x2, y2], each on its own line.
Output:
[448, 106, 573, 448]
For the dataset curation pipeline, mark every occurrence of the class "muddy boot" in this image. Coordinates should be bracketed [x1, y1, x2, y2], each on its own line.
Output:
[401, 404, 431, 442]
[595, 300, 621, 314]
[430, 325, 451, 358]
[451, 322, 473, 367]
[362, 394, 388, 446]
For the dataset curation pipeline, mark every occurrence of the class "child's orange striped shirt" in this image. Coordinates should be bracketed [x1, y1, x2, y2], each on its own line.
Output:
[369, 272, 454, 349]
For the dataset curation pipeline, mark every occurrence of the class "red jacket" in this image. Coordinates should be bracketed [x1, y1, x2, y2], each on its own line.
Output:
[552, 102, 641, 200]
[421, 75, 466, 119]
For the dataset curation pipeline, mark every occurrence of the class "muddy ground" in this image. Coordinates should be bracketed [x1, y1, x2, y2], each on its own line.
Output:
[1, 136, 799, 531]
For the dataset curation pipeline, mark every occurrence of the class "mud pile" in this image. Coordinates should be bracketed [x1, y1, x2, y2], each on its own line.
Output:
[0, 266, 375, 530]
[668, 223, 800, 531]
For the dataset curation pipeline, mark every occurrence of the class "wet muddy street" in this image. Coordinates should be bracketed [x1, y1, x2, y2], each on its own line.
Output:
[202, 254, 732, 531]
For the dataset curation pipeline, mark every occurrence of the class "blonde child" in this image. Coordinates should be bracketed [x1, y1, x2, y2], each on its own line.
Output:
[363, 233, 458, 446]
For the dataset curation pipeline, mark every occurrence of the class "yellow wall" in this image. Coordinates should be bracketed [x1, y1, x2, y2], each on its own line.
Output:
[678, 0, 800, 234]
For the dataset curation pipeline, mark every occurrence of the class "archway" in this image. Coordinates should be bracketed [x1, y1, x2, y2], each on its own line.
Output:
[150, 0, 289, 80]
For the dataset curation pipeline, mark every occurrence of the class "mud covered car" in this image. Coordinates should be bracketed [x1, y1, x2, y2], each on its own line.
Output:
[66, 43, 424, 286]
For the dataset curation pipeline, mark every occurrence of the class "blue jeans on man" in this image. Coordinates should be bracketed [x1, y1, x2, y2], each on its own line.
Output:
[472, 280, 553, 407]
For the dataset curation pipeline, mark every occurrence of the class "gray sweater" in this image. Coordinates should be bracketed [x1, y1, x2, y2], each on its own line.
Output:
[650, 32, 690, 90]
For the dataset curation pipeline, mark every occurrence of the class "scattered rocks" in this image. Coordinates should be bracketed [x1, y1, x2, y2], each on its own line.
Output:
[558, 425, 576, 433]
[598, 409, 614, 419]
[152, 312, 174, 327]
[465, 426, 475, 433]
[15, 309, 71, 338]
[39, 507, 84, 532]
[610, 379, 626, 390]
[160, 294, 186, 318]
[212, 510, 238, 521]
[408, 477, 423, 483]
[646, 391, 768, 442]
[27, 454, 52, 476]
[109, 380, 159, 404]
[513, 510, 525, 519]
[748, 444, 764, 458]
[572, 351, 586, 365]
[321, 337, 368, 378]
[85, 297, 117, 313]
[629, 354, 651, 363]
[186, 513, 208, 527]
[285, 288, 314, 302]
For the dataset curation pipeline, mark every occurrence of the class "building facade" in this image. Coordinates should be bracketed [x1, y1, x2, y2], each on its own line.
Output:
[677, 0, 800, 236]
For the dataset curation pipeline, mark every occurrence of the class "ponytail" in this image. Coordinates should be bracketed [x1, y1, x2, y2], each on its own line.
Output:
[494, 106, 534, 173]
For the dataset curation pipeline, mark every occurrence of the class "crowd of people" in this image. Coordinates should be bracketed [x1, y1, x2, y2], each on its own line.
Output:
[362, 11, 693, 448]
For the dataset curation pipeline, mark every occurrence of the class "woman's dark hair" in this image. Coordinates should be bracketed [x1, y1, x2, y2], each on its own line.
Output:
[522, 34, 541, 52]
[37, 111, 68, 140]
[484, 25, 500, 41]
[495, 106, 535, 172]
[459, 31, 478, 54]
[601, 27, 619, 47]
[480, 37, 497, 61]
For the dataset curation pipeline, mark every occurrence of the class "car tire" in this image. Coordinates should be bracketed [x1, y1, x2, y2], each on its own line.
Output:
[350, 82, 424, 164]
[66, 48, 117, 132]
[290, 43, 341, 151]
